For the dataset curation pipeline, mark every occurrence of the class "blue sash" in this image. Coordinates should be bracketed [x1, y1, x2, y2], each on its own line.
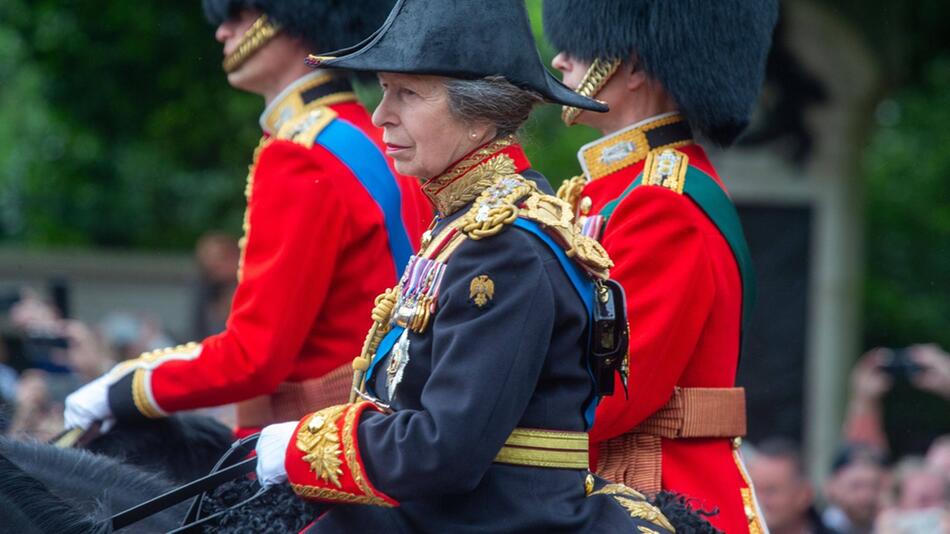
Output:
[364, 325, 406, 397]
[315, 119, 413, 275]
[512, 219, 599, 429]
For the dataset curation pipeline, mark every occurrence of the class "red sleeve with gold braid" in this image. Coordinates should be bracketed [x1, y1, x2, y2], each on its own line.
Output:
[108, 138, 358, 422]
[285, 401, 398, 507]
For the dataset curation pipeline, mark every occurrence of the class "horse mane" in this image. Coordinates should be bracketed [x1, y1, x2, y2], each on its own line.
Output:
[201, 476, 323, 533]
[0, 453, 110, 534]
[0, 438, 183, 532]
[87, 413, 235, 483]
[652, 491, 724, 534]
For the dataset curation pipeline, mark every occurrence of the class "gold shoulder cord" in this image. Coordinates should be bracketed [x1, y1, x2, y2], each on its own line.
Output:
[348, 288, 398, 402]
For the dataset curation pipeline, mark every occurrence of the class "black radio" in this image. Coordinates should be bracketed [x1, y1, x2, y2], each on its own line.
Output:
[590, 279, 629, 397]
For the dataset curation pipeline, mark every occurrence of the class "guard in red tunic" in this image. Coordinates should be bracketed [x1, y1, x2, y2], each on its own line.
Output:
[64, 0, 431, 436]
[543, 1, 778, 532]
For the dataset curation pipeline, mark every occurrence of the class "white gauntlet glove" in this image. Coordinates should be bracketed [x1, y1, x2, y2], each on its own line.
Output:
[255, 421, 297, 487]
[64, 372, 114, 432]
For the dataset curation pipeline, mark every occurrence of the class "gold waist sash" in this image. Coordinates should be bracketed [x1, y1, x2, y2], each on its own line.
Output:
[494, 428, 589, 469]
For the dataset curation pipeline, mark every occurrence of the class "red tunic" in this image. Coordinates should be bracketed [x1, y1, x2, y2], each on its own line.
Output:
[108, 73, 431, 430]
[577, 115, 764, 533]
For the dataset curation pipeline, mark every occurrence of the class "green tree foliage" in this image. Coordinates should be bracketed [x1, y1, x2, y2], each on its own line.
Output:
[0, 0, 592, 250]
[863, 55, 950, 348]
[0, 0, 261, 249]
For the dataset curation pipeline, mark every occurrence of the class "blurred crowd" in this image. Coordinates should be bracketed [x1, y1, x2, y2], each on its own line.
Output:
[747, 345, 950, 534]
[0, 232, 240, 440]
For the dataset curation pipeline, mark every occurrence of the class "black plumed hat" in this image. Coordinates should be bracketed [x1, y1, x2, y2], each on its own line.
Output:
[543, 0, 778, 146]
[307, 0, 607, 112]
[201, 0, 394, 53]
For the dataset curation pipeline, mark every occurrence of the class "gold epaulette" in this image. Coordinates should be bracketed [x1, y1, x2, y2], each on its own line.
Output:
[275, 107, 338, 149]
[642, 148, 689, 195]
[457, 170, 612, 280]
[519, 191, 612, 280]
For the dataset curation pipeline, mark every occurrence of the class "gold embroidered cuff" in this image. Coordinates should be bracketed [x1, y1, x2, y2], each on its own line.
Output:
[289, 402, 397, 507]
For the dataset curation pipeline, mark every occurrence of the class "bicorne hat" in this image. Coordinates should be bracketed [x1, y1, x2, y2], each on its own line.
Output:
[307, 0, 607, 112]
[543, 0, 778, 145]
[202, 0, 393, 53]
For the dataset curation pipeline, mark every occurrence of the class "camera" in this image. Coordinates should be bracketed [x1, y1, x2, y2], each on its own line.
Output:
[878, 347, 923, 380]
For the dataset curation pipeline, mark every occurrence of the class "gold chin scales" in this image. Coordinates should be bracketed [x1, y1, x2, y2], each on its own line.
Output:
[223, 15, 281, 74]
[561, 58, 621, 126]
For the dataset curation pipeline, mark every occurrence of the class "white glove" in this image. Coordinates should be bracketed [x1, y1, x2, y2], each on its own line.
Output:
[256, 421, 297, 487]
[64, 372, 114, 432]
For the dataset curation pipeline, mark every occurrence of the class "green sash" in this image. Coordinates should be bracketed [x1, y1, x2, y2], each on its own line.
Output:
[600, 166, 756, 328]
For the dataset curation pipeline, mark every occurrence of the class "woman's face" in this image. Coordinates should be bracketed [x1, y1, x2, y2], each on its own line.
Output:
[373, 73, 490, 180]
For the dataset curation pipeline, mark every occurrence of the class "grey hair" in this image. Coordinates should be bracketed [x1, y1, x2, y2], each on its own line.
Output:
[443, 76, 544, 139]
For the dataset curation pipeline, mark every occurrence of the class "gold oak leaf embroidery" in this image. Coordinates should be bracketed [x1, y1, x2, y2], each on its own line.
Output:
[469, 275, 495, 308]
[296, 405, 347, 487]
[613, 496, 675, 532]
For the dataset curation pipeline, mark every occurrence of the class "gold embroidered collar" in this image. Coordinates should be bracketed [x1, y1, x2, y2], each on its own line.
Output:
[422, 136, 520, 216]
[577, 112, 692, 181]
[259, 71, 357, 135]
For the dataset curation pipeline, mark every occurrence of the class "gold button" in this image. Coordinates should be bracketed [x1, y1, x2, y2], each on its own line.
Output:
[308, 414, 327, 431]
[579, 196, 593, 215]
[733, 437, 743, 449]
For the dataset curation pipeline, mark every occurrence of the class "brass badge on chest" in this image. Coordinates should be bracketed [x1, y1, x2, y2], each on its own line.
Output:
[469, 275, 495, 308]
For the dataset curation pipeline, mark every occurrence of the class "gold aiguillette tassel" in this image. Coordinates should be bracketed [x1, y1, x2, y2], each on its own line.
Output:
[349, 288, 397, 402]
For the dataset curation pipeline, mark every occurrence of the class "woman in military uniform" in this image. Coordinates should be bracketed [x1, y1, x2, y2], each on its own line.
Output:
[252, 1, 697, 532]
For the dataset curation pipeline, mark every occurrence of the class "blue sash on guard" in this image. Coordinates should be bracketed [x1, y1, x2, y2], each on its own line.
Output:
[315, 119, 414, 276]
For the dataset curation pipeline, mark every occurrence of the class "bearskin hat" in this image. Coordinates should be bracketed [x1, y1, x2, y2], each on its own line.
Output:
[202, 0, 394, 54]
[543, 0, 778, 146]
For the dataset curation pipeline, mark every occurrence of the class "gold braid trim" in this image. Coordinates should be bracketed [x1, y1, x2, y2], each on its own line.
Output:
[456, 156, 532, 240]
[237, 137, 271, 282]
[590, 484, 675, 532]
[291, 484, 391, 505]
[562, 58, 621, 126]
[422, 136, 516, 216]
[342, 403, 394, 506]
[733, 448, 766, 534]
[223, 15, 281, 73]
[131, 368, 163, 418]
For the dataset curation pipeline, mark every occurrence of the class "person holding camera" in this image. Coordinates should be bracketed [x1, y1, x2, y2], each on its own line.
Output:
[845, 345, 950, 453]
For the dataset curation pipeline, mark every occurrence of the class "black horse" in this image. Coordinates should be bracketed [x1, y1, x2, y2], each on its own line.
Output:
[0, 416, 721, 533]
[85, 413, 235, 484]
[0, 436, 321, 532]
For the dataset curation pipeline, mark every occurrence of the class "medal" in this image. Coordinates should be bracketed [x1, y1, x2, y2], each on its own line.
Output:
[386, 329, 411, 401]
